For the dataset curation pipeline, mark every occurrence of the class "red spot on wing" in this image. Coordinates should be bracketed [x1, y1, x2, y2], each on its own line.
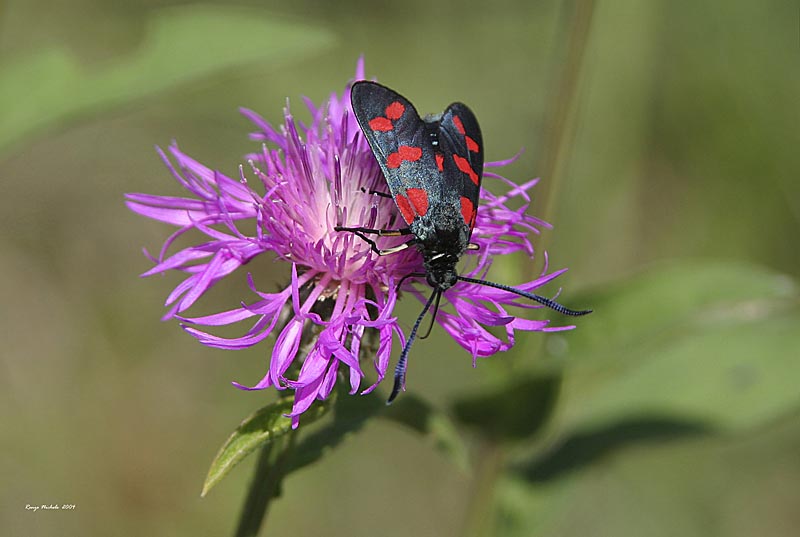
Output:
[452, 116, 466, 135]
[399, 145, 422, 161]
[453, 154, 479, 185]
[385, 101, 405, 120]
[466, 136, 480, 152]
[369, 117, 393, 132]
[387, 145, 423, 169]
[460, 196, 476, 228]
[406, 188, 429, 216]
[435, 153, 444, 171]
[395, 194, 416, 224]
[366, 101, 406, 134]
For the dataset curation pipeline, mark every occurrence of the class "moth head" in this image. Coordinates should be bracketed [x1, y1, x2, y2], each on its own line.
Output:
[424, 253, 459, 290]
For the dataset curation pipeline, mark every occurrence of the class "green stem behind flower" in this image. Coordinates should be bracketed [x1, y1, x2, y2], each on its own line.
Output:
[538, 0, 596, 233]
[461, 2, 596, 535]
[461, 440, 506, 537]
[234, 428, 298, 537]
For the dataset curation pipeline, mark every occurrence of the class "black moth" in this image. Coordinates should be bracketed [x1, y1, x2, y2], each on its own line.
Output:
[336, 81, 590, 403]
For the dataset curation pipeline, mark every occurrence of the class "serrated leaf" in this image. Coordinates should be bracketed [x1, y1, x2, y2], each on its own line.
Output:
[201, 397, 329, 497]
[0, 4, 335, 153]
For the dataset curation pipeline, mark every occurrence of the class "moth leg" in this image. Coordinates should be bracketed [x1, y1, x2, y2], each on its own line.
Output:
[376, 242, 413, 256]
[359, 187, 393, 199]
[396, 272, 425, 292]
[334, 226, 412, 237]
[334, 226, 414, 256]
[349, 233, 413, 256]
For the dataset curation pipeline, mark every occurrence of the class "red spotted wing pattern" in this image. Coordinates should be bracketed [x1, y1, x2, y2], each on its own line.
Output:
[438, 103, 483, 230]
[350, 82, 441, 225]
[350, 81, 483, 229]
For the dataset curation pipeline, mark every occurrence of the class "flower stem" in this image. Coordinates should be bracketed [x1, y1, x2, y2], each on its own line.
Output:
[461, 440, 506, 537]
[233, 428, 298, 537]
[460, 4, 597, 535]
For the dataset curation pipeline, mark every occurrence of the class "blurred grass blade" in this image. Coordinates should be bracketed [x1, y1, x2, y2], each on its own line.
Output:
[201, 397, 329, 497]
[0, 4, 335, 154]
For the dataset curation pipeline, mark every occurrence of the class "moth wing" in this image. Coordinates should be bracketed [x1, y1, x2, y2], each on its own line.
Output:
[351, 81, 441, 225]
[437, 102, 484, 230]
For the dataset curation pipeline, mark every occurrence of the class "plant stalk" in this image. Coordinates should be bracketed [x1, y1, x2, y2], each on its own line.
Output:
[462, 2, 597, 535]
[233, 427, 298, 537]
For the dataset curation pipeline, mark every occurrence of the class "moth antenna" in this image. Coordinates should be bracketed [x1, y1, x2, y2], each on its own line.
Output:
[387, 290, 439, 404]
[419, 289, 442, 340]
[457, 275, 592, 316]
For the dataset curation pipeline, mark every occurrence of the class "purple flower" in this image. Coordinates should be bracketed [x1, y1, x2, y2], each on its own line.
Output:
[126, 59, 579, 427]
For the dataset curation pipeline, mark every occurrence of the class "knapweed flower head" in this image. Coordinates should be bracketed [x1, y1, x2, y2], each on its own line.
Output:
[126, 59, 579, 427]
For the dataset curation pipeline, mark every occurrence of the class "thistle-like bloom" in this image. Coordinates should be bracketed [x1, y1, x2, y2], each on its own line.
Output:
[126, 60, 577, 427]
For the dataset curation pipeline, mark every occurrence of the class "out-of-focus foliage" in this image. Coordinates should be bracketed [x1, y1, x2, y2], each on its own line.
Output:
[1, 0, 797, 536]
[0, 5, 335, 154]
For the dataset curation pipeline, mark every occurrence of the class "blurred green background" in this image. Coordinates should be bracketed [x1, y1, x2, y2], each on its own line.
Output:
[2, 0, 798, 536]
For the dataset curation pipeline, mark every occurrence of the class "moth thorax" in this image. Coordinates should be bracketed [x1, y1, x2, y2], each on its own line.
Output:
[411, 205, 470, 247]
[410, 204, 470, 290]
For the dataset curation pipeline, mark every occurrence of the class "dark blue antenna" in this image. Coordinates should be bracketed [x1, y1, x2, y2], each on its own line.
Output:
[457, 275, 592, 316]
[387, 289, 440, 404]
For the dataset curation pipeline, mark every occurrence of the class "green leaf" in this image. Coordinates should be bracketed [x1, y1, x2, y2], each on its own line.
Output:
[0, 4, 335, 154]
[495, 411, 800, 537]
[555, 261, 800, 433]
[515, 415, 711, 483]
[383, 394, 470, 471]
[201, 396, 329, 497]
[451, 374, 561, 442]
[564, 260, 796, 359]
